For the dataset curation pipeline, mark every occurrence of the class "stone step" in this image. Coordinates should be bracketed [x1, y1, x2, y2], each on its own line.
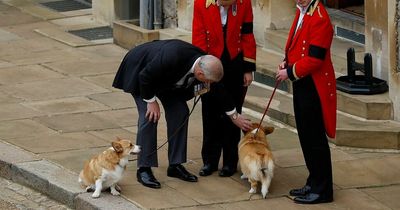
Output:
[244, 83, 400, 150]
[256, 47, 392, 120]
[328, 8, 365, 44]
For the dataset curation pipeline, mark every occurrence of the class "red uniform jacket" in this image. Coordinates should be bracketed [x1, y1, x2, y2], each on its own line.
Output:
[285, 0, 337, 138]
[192, 0, 256, 72]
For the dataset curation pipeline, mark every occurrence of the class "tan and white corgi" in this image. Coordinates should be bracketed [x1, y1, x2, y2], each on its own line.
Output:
[78, 138, 140, 198]
[238, 123, 274, 198]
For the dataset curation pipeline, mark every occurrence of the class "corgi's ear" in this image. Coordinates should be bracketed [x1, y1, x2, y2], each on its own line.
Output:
[116, 136, 122, 141]
[112, 141, 124, 153]
[264, 126, 274, 135]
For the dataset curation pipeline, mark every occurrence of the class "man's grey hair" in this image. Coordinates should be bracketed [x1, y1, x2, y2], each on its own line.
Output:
[198, 55, 224, 82]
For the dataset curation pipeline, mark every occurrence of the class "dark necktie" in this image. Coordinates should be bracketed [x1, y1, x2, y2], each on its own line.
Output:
[182, 73, 195, 88]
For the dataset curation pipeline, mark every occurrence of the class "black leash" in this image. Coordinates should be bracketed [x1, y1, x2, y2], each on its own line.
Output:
[129, 96, 202, 162]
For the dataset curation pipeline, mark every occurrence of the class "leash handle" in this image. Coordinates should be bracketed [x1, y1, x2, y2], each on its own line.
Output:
[256, 80, 280, 133]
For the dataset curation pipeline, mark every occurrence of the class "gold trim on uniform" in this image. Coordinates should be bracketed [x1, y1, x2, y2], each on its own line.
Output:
[243, 57, 256, 63]
[307, 0, 320, 16]
[293, 64, 299, 80]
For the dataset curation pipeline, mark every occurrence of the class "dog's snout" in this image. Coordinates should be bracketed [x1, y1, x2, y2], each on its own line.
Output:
[130, 145, 141, 154]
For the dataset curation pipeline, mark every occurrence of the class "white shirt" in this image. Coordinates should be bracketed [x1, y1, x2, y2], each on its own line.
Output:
[295, 2, 312, 33]
[219, 4, 237, 116]
[220, 5, 228, 26]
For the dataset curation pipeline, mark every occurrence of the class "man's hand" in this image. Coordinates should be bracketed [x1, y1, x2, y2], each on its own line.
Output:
[276, 68, 288, 82]
[243, 72, 253, 87]
[146, 101, 161, 123]
[231, 113, 252, 132]
[278, 61, 287, 70]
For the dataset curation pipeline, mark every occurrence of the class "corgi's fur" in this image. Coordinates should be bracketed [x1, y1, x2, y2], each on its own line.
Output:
[78, 138, 140, 198]
[238, 123, 274, 198]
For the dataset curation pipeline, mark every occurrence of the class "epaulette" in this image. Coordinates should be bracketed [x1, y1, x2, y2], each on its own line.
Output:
[206, 0, 216, 8]
[307, 0, 322, 17]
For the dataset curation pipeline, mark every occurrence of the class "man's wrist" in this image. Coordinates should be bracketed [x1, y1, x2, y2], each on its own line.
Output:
[229, 111, 238, 120]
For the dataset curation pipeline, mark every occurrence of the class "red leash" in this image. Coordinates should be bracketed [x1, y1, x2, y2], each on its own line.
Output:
[255, 80, 280, 133]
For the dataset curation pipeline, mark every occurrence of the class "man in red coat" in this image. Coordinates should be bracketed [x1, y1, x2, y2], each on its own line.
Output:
[276, 0, 336, 204]
[192, 0, 255, 177]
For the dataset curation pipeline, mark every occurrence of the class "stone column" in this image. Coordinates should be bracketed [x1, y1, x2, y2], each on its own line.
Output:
[163, 0, 178, 28]
[389, 0, 400, 121]
[177, 0, 194, 31]
[364, 0, 389, 81]
[93, 0, 139, 26]
[258, 0, 296, 47]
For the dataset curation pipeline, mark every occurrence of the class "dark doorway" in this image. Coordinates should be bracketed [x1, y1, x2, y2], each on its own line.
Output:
[325, 0, 363, 8]
[325, 0, 364, 17]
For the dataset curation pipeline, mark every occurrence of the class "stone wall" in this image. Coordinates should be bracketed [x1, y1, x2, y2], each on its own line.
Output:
[93, 0, 139, 26]
[163, 0, 178, 28]
[390, 0, 400, 121]
[365, 0, 389, 81]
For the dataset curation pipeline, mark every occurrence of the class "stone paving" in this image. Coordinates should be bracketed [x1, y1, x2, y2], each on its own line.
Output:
[0, 176, 70, 210]
[0, 1, 400, 209]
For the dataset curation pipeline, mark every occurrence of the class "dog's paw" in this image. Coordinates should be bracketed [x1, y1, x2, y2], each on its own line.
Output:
[262, 191, 268, 199]
[85, 186, 94, 192]
[249, 188, 256, 194]
[110, 188, 121, 196]
[91, 192, 100, 198]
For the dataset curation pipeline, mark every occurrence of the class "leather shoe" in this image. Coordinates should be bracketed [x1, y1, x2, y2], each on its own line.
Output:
[199, 164, 217, 176]
[218, 166, 236, 177]
[294, 193, 333, 204]
[289, 185, 311, 196]
[137, 167, 161, 189]
[167, 164, 198, 182]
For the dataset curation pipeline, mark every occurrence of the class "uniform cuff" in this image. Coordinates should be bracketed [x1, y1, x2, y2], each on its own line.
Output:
[243, 59, 256, 72]
[143, 96, 156, 103]
[226, 108, 237, 116]
[287, 64, 299, 81]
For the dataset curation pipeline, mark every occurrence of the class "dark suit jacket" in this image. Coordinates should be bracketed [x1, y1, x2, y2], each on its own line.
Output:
[113, 39, 204, 100]
[113, 39, 235, 112]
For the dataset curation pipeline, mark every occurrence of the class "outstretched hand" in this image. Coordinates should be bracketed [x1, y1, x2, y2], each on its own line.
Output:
[231, 114, 252, 132]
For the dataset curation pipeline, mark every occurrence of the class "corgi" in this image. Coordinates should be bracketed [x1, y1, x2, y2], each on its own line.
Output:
[238, 123, 274, 198]
[78, 138, 140, 198]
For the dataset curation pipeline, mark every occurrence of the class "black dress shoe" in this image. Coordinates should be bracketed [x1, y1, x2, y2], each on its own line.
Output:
[294, 193, 333, 204]
[289, 185, 311, 196]
[218, 166, 236, 177]
[137, 167, 161, 189]
[199, 164, 218, 176]
[167, 164, 198, 182]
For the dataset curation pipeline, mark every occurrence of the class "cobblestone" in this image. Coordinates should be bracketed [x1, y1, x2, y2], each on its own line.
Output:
[0, 176, 71, 210]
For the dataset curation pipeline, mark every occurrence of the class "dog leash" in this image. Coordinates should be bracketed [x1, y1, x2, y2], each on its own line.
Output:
[129, 96, 202, 162]
[255, 80, 280, 134]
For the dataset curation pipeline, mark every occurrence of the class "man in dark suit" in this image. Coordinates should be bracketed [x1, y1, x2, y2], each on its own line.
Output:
[113, 39, 241, 189]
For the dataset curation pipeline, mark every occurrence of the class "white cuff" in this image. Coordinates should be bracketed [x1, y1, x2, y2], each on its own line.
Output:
[143, 96, 156, 103]
[225, 109, 236, 116]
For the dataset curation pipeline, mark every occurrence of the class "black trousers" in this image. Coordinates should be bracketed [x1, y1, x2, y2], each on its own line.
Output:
[201, 51, 246, 169]
[293, 76, 333, 197]
[133, 93, 189, 168]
